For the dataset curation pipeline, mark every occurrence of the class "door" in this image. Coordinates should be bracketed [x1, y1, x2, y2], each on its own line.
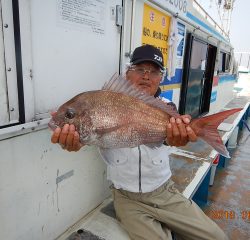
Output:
[179, 34, 216, 119]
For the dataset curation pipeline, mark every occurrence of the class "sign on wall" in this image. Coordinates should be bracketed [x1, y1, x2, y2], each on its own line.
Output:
[210, 90, 217, 103]
[211, 76, 219, 103]
[57, 0, 105, 35]
[162, 21, 185, 86]
[176, 22, 185, 69]
[141, 4, 171, 68]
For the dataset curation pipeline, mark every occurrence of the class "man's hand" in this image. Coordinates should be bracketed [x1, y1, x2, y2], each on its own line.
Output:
[50, 111, 84, 152]
[165, 115, 197, 147]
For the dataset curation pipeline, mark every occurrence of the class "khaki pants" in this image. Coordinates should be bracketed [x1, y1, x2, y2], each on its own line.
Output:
[110, 180, 228, 240]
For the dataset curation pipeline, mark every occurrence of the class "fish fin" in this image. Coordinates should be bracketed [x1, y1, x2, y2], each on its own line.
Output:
[101, 72, 117, 90]
[144, 141, 164, 149]
[98, 147, 114, 167]
[190, 108, 243, 158]
[102, 73, 129, 92]
[102, 73, 180, 118]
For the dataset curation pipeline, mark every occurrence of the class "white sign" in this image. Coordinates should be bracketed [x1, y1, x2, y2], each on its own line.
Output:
[176, 22, 185, 69]
[156, 0, 188, 18]
[57, 0, 105, 35]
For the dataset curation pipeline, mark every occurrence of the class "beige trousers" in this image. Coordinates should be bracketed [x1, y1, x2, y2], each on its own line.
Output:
[110, 179, 229, 240]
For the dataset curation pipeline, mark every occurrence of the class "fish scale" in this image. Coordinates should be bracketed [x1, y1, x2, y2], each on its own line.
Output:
[90, 94, 168, 127]
[85, 91, 169, 148]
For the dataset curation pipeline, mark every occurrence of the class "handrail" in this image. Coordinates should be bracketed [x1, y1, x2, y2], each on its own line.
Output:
[235, 52, 250, 54]
[192, 0, 230, 41]
[0, 118, 50, 141]
[234, 52, 250, 68]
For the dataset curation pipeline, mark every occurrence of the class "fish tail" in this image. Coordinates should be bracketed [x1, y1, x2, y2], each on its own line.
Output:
[189, 108, 242, 158]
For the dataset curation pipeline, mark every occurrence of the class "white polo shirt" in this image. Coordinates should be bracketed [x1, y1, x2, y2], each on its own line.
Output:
[107, 144, 171, 193]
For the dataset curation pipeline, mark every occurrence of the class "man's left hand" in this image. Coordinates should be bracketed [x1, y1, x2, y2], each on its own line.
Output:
[165, 115, 197, 147]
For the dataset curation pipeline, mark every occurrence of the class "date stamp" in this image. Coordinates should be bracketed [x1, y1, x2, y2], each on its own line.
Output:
[212, 211, 250, 219]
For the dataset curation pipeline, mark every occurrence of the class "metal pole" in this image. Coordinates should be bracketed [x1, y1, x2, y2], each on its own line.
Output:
[226, 0, 234, 37]
[130, 0, 136, 56]
[239, 53, 242, 66]
[193, 0, 228, 38]
[198, 0, 201, 12]
[248, 53, 250, 69]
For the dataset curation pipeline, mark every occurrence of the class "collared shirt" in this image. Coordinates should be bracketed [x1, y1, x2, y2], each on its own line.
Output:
[107, 144, 171, 193]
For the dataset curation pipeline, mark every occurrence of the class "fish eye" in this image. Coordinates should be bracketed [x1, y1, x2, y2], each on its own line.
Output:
[65, 113, 74, 119]
[65, 108, 75, 119]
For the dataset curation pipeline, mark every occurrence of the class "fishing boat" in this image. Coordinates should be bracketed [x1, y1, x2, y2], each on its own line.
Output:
[0, 0, 249, 239]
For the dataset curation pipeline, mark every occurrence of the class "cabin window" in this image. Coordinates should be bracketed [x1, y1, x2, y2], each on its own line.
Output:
[224, 53, 230, 71]
[219, 51, 230, 73]
[190, 40, 208, 70]
[179, 33, 216, 119]
[219, 52, 223, 72]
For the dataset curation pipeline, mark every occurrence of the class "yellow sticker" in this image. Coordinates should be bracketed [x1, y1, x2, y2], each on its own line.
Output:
[141, 4, 171, 68]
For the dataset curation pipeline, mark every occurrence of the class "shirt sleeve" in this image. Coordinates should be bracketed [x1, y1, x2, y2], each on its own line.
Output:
[160, 97, 177, 111]
[167, 101, 177, 111]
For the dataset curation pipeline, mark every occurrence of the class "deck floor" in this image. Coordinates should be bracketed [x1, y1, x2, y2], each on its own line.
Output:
[199, 118, 250, 240]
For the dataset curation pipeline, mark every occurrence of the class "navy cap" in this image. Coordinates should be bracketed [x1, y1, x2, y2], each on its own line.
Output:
[130, 45, 164, 70]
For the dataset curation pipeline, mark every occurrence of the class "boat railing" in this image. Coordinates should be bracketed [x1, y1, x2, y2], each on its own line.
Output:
[192, 0, 230, 41]
[234, 52, 250, 69]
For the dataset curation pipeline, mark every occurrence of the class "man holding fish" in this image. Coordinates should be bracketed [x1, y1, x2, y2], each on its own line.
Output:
[50, 45, 229, 239]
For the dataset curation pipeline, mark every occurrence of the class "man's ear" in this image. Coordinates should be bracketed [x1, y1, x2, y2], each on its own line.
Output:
[126, 71, 130, 81]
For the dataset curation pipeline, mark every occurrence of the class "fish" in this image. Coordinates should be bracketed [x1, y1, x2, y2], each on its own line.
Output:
[48, 74, 242, 166]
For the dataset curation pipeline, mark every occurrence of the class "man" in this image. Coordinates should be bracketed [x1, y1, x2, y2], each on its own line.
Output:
[51, 45, 228, 240]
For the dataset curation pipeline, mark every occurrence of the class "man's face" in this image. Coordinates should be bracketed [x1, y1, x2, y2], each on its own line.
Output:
[126, 61, 162, 96]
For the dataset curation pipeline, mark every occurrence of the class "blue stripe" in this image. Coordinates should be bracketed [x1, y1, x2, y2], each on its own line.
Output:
[160, 89, 173, 101]
[186, 12, 228, 43]
[218, 75, 235, 83]
[162, 69, 182, 85]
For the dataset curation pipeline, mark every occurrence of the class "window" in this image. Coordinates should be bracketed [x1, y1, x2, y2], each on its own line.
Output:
[224, 54, 230, 71]
[219, 51, 230, 73]
[179, 34, 216, 119]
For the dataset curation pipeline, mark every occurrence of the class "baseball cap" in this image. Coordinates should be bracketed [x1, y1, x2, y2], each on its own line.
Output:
[130, 45, 164, 70]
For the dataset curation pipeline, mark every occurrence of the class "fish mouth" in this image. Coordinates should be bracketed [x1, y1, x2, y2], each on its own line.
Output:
[48, 121, 58, 131]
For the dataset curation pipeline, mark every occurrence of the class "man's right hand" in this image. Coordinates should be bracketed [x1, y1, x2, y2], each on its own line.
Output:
[50, 111, 84, 152]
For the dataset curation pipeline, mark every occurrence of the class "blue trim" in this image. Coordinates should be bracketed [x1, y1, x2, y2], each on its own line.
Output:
[160, 89, 173, 101]
[162, 69, 182, 85]
[192, 168, 211, 203]
[218, 75, 235, 83]
[186, 12, 228, 43]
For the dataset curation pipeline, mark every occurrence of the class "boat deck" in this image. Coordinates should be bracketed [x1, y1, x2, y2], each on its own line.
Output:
[200, 120, 250, 239]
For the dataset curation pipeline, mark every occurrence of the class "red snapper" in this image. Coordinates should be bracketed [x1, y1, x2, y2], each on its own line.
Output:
[48, 74, 242, 166]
